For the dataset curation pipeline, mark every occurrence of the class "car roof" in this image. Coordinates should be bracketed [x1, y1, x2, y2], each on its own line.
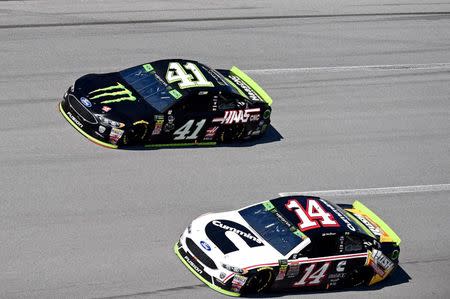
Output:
[148, 59, 242, 99]
[241, 196, 369, 240]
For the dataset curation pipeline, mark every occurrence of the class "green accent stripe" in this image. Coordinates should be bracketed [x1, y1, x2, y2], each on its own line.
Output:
[145, 142, 216, 148]
[224, 77, 248, 99]
[59, 102, 118, 149]
[352, 201, 401, 245]
[173, 242, 240, 297]
[345, 210, 376, 238]
[230, 66, 273, 106]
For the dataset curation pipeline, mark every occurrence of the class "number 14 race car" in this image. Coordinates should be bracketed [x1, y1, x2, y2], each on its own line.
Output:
[174, 196, 401, 296]
[59, 59, 272, 149]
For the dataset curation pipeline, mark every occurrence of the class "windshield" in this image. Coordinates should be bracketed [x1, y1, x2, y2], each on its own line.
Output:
[239, 204, 304, 256]
[120, 65, 176, 112]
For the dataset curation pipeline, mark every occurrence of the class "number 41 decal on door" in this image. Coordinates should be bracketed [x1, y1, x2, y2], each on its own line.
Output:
[173, 119, 206, 140]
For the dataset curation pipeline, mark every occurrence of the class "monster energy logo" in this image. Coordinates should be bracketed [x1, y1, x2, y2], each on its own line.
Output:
[89, 82, 136, 104]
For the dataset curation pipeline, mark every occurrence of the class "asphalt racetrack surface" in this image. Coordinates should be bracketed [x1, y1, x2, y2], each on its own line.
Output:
[1, 1, 449, 298]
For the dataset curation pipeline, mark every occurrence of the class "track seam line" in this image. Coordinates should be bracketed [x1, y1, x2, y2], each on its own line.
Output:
[1, 11, 449, 29]
[245, 62, 450, 74]
[279, 183, 450, 197]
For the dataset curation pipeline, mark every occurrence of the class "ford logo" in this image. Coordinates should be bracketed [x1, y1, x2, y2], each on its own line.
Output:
[80, 97, 92, 107]
[200, 241, 211, 251]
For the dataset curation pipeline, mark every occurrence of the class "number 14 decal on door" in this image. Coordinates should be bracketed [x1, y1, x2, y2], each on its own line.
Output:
[294, 262, 330, 287]
[286, 199, 340, 231]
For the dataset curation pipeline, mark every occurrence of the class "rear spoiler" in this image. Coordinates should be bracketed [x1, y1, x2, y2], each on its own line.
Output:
[351, 201, 401, 246]
[229, 66, 273, 106]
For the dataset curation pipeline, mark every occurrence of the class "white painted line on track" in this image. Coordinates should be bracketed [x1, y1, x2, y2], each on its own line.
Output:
[245, 62, 450, 74]
[279, 183, 450, 197]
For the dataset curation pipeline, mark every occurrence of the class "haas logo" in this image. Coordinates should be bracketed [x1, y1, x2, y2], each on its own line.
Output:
[213, 108, 260, 124]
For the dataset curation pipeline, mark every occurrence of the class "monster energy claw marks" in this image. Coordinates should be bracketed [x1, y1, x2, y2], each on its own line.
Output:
[89, 82, 136, 104]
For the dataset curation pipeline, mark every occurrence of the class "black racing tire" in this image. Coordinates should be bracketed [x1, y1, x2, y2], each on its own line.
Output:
[121, 123, 148, 146]
[241, 269, 273, 295]
[220, 124, 245, 143]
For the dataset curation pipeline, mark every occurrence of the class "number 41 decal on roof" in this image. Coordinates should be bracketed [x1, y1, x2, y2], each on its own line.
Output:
[166, 62, 214, 89]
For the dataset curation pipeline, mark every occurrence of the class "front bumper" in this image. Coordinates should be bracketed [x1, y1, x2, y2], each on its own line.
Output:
[173, 241, 240, 297]
[59, 101, 118, 149]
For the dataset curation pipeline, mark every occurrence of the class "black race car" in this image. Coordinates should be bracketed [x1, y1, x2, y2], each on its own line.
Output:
[59, 59, 272, 149]
[175, 196, 401, 296]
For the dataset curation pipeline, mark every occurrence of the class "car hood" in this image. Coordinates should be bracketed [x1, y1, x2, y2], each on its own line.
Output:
[73, 73, 158, 124]
[186, 211, 285, 270]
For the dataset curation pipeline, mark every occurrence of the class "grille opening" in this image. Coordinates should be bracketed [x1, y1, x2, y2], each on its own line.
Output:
[68, 95, 97, 124]
[186, 238, 217, 269]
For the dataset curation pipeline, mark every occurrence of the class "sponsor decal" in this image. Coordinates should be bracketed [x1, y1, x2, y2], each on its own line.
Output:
[336, 260, 346, 272]
[275, 260, 288, 281]
[109, 127, 124, 145]
[319, 199, 356, 232]
[231, 275, 248, 292]
[102, 106, 111, 112]
[89, 82, 136, 104]
[200, 241, 211, 251]
[212, 220, 262, 244]
[228, 75, 262, 102]
[249, 114, 260, 122]
[164, 114, 175, 132]
[263, 109, 271, 119]
[353, 213, 383, 237]
[154, 73, 169, 87]
[98, 126, 106, 133]
[67, 111, 83, 128]
[204, 126, 219, 141]
[169, 89, 182, 99]
[213, 108, 260, 124]
[366, 249, 394, 277]
[152, 115, 164, 135]
[286, 263, 300, 278]
[142, 63, 154, 73]
[80, 97, 92, 107]
[205, 219, 264, 254]
[184, 255, 203, 274]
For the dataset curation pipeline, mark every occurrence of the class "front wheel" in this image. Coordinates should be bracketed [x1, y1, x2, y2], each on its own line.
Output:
[241, 269, 273, 295]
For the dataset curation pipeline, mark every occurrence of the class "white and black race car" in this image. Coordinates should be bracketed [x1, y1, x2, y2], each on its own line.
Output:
[174, 195, 401, 296]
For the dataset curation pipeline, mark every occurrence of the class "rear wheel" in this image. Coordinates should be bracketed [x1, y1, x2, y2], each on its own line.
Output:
[241, 269, 273, 295]
[220, 124, 245, 143]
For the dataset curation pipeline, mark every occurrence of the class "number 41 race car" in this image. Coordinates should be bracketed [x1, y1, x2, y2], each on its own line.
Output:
[174, 195, 401, 296]
[59, 59, 272, 149]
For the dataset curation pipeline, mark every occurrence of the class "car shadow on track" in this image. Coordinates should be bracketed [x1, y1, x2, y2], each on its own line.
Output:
[123, 124, 283, 151]
[248, 266, 411, 298]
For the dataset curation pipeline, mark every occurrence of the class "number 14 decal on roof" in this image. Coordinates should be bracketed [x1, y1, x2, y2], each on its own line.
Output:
[286, 199, 340, 231]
